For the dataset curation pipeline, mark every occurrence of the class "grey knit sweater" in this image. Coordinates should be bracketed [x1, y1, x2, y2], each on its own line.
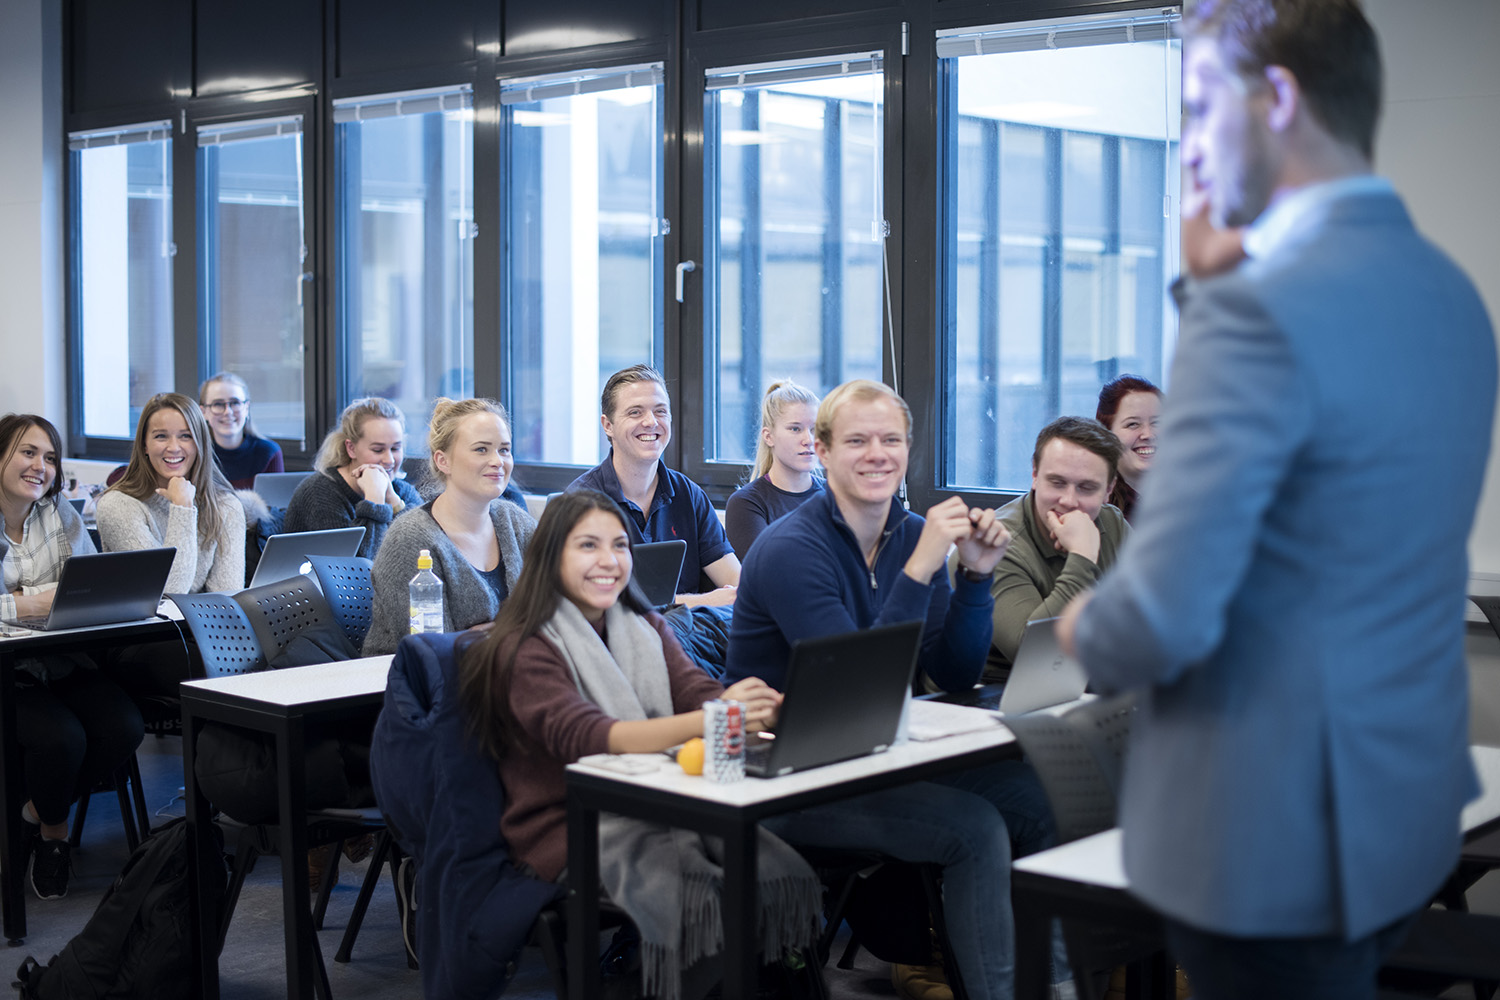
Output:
[95, 488, 246, 594]
[282, 467, 424, 561]
[362, 498, 536, 656]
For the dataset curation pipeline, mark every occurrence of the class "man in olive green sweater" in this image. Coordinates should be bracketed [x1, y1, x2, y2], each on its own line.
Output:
[982, 417, 1130, 680]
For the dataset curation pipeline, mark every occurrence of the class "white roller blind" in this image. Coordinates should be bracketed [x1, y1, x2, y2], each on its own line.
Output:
[937, 9, 1179, 59]
[68, 120, 172, 151]
[500, 63, 663, 105]
[705, 52, 882, 91]
[197, 116, 303, 147]
[333, 85, 472, 123]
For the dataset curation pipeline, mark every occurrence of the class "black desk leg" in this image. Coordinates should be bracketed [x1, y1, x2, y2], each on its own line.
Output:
[720, 819, 759, 1000]
[0, 655, 23, 945]
[567, 797, 601, 1000]
[276, 716, 315, 1000]
[183, 708, 220, 1000]
[1013, 892, 1051, 1000]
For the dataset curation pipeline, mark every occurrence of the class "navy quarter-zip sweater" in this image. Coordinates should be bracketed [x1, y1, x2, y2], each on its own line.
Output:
[724, 489, 994, 693]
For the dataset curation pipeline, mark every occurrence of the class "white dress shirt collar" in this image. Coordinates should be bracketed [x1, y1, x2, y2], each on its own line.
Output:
[1242, 174, 1394, 259]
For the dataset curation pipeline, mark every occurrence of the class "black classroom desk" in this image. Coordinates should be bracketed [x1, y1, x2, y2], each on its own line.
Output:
[565, 704, 1021, 1000]
[0, 615, 182, 945]
[179, 655, 391, 1000]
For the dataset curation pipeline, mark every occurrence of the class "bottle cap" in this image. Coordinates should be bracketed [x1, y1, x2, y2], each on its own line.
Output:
[417, 548, 433, 570]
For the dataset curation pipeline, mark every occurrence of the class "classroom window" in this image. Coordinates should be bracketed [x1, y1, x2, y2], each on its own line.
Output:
[71, 122, 174, 439]
[939, 10, 1181, 491]
[335, 87, 475, 453]
[503, 65, 665, 467]
[197, 115, 308, 442]
[703, 53, 886, 464]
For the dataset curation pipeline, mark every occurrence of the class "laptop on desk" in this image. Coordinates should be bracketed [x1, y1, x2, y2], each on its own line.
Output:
[745, 620, 923, 778]
[631, 540, 687, 609]
[248, 527, 365, 590]
[976, 616, 1089, 716]
[1, 547, 176, 631]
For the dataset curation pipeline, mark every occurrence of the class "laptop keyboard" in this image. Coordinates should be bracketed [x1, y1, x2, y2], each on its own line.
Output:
[10, 615, 47, 630]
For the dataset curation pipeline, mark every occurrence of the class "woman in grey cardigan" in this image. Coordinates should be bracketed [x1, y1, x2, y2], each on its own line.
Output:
[363, 398, 535, 656]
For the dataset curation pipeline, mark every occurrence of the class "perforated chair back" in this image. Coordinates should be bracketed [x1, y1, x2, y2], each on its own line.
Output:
[307, 555, 375, 649]
[169, 592, 266, 677]
[1003, 692, 1136, 845]
[234, 574, 341, 665]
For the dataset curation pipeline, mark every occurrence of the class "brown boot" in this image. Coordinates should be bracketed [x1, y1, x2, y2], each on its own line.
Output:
[308, 844, 338, 894]
[890, 960, 953, 1000]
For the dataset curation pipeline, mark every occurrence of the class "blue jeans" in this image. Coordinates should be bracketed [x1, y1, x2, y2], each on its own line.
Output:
[1164, 910, 1418, 1000]
[763, 759, 1058, 1000]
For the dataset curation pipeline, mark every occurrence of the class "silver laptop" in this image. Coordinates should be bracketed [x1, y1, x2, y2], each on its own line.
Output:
[744, 620, 923, 778]
[252, 471, 314, 508]
[2, 547, 176, 631]
[994, 616, 1090, 716]
[631, 540, 687, 609]
[248, 527, 365, 590]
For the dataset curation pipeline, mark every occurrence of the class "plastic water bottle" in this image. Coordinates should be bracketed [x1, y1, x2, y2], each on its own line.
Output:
[408, 549, 444, 635]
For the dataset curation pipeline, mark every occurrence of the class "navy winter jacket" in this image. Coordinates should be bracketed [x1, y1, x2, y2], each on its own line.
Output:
[370, 631, 563, 1000]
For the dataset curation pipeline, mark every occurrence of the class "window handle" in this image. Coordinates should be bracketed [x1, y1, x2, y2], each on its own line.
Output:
[675, 260, 696, 304]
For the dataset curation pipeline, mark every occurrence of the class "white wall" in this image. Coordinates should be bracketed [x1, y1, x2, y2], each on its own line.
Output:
[0, 0, 65, 431]
[1366, 0, 1500, 576]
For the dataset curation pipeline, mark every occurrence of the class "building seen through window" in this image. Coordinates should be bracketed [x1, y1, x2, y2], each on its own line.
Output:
[72, 122, 174, 439]
[940, 11, 1181, 491]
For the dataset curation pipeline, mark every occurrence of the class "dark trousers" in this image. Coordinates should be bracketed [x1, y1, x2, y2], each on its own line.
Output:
[16, 667, 146, 827]
[1165, 909, 1417, 1000]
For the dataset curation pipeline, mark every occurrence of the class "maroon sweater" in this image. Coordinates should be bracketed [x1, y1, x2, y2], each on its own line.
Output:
[496, 611, 724, 882]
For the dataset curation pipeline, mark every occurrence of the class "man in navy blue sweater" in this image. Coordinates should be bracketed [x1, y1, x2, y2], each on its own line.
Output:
[726, 379, 1067, 1000]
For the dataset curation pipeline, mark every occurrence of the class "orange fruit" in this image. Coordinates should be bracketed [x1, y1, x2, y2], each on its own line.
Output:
[678, 737, 705, 775]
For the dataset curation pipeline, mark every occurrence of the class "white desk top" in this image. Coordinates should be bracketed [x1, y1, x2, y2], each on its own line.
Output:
[567, 716, 1017, 807]
[1013, 745, 1500, 890]
[0, 600, 181, 642]
[180, 655, 393, 707]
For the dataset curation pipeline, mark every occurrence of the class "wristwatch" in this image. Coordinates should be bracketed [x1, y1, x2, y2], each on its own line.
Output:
[957, 564, 987, 584]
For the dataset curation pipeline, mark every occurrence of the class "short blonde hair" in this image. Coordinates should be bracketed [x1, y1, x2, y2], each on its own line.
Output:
[427, 397, 509, 482]
[814, 379, 911, 450]
[750, 379, 820, 480]
[315, 397, 405, 471]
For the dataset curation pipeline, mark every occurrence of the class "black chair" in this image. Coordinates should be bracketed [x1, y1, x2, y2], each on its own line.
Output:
[69, 756, 152, 853]
[171, 582, 393, 989]
[307, 555, 375, 651]
[1005, 694, 1174, 1000]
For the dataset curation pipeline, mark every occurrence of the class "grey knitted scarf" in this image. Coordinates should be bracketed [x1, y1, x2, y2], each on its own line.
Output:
[540, 598, 821, 1000]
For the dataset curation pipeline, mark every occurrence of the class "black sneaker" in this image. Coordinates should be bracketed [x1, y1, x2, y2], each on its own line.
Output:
[29, 838, 70, 900]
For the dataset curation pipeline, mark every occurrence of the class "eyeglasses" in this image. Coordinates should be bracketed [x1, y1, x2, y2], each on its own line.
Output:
[205, 398, 248, 414]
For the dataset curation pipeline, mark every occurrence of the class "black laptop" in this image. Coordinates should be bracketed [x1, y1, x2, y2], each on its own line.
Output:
[745, 620, 923, 778]
[631, 540, 687, 609]
[2, 547, 176, 631]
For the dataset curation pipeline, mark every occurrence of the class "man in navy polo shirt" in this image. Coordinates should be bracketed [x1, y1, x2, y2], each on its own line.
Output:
[569, 364, 738, 608]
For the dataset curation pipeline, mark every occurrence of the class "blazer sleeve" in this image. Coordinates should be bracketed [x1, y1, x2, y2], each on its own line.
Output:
[1076, 275, 1313, 691]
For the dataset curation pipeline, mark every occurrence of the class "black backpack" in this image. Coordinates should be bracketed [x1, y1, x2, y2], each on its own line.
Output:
[13, 817, 227, 1000]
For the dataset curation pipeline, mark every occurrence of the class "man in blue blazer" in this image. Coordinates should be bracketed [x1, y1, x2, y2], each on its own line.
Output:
[1058, 1, 1497, 996]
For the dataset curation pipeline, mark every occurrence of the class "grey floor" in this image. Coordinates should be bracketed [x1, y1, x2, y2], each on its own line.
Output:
[12, 733, 904, 999]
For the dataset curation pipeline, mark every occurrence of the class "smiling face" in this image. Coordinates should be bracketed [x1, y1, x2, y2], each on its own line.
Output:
[433, 412, 513, 502]
[601, 380, 671, 469]
[145, 407, 198, 488]
[1032, 437, 1112, 525]
[1183, 37, 1279, 229]
[200, 379, 249, 448]
[558, 508, 634, 623]
[764, 402, 818, 479]
[345, 416, 405, 475]
[815, 396, 908, 515]
[1, 425, 58, 509]
[1109, 391, 1161, 483]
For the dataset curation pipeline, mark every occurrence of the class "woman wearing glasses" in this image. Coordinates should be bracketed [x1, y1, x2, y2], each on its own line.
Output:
[198, 372, 284, 490]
